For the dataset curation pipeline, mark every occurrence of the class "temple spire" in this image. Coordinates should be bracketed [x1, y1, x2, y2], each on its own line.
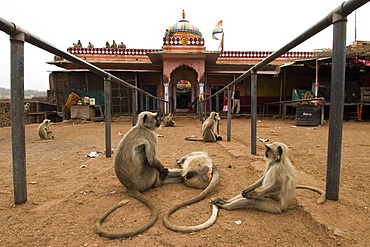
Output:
[182, 10, 185, 19]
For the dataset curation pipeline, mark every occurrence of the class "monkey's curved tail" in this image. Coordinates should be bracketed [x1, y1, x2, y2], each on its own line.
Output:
[184, 137, 203, 141]
[163, 170, 220, 232]
[296, 185, 326, 204]
[95, 190, 158, 239]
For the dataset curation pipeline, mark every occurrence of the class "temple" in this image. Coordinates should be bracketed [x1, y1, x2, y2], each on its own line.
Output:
[47, 11, 369, 119]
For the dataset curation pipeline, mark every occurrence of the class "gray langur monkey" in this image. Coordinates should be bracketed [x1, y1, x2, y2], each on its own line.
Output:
[37, 119, 54, 140]
[118, 42, 126, 49]
[95, 111, 183, 239]
[163, 113, 176, 127]
[24, 102, 31, 113]
[163, 151, 219, 232]
[185, 112, 222, 142]
[211, 142, 325, 213]
[177, 151, 214, 189]
[111, 40, 118, 48]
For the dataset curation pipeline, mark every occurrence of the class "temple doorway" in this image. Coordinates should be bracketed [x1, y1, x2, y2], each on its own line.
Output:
[170, 65, 198, 113]
[176, 80, 192, 112]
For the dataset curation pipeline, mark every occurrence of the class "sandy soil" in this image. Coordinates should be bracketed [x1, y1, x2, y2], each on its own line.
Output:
[0, 115, 369, 247]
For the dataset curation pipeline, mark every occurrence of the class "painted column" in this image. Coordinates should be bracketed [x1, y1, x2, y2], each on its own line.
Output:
[199, 83, 204, 100]
[164, 83, 169, 114]
[199, 83, 205, 114]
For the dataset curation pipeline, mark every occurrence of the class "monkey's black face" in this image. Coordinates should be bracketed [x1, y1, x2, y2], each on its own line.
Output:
[141, 112, 160, 130]
[265, 146, 271, 158]
[185, 171, 195, 179]
[211, 112, 221, 121]
[265, 145, 282, 162]
[185, 165, 211, 183]
[154, 116, 160, 128]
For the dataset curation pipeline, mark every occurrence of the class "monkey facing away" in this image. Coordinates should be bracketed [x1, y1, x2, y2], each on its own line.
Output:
[163, 151, 219, 232]
[37, 119, 54, 140]
[211, 142, 325, 213]
[163, 113, 176, 127]
[185, 112, 222, 142]
[95, 112, 218, 238]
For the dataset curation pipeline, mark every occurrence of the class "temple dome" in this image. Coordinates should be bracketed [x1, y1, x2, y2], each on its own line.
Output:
[165, 10, 202, 38]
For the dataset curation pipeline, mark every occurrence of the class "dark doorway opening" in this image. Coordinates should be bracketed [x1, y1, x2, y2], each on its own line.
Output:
[211, 85, 224, 112]
[141, 85, 157, 111]
[176, 79, 192, 112]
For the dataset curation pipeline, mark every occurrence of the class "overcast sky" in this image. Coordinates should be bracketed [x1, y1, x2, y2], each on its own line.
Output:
[1, 0, 369, 91]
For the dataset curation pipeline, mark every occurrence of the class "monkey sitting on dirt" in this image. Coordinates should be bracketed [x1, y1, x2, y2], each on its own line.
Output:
[163, 113, 176, 127]
[95, 111, 181, 239]
[163, 151, 219, 232]
[95, 112, 219, 238]
[185, 112, 222, 142]
[37, 119, 54, 140]
[211, 142, 325, 213]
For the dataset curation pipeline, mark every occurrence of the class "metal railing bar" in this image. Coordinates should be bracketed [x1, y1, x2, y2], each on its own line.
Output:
[201, 0, 369, 100]
[0, 17, 167, 104]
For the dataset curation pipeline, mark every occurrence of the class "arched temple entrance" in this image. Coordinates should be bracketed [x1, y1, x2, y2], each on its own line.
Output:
[170, 65, 198, 112]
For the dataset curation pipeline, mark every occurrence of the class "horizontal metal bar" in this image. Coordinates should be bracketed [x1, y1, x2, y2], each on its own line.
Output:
[263, 97, 325, 105]
[203, 0, 369, 101]
[0, 17, 167, 103]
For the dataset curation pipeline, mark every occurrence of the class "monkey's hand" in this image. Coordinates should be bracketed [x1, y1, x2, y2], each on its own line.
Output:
[242, 187, 254, 195]
[159, 168, 169, 180]
[242, 190, 259, 199]
[210, 197, 228, 205]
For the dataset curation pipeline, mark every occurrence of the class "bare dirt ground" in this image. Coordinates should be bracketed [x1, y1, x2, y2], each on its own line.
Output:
[0, 115, 369, 247]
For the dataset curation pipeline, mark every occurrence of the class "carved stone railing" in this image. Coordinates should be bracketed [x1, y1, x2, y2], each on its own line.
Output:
[163, 37, 205, 46]
[219, 51, 315, 58]
[67, 48, 161, 55]
[67, 47, 315, 60]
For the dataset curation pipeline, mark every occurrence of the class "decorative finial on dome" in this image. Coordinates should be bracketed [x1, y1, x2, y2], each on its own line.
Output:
[182, 9, 185, 19]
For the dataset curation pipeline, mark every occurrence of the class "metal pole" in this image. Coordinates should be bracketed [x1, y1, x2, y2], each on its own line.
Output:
[216, 94, 220, 112]
[198, 98, 203, 121]
[282, 103, 287, 120]
[199, 100, 203, 121]
[132, 89, 137, 126]
[326, 13, 347, 201]
[10, 32, 27, 205]
[202, 102, 205, 121]
[227, 87, 232, 141]
[203, 101, 206, 120]
[251, 71, 257, 155]
[279, 77, 283, 114]
[104, 77, 112, 158]
[145, 95, 149, 111]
